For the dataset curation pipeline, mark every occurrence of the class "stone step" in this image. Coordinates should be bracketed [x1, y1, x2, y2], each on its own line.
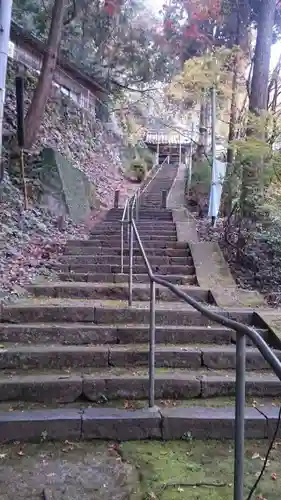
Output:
[91, 223, 176, 230]
[0, 344, 277, 371]
[63, 246, 190, 257]
[0, 404, 277, 442]
[58, 273, 197, 285]
[66, 240, 188, 249]
[89, 235, 178, 242]
[90, 228, 177, 236]
[0, 369, 278, 403]
[0, 299, 253, 325]
[96, 222, 176, 229]
[106, 209, 173, 216]
[25, 283, 207, 301]
[91, 231, 178, 239]
[52, 263, 196, 275]
[105, 214, 173, 221]
[58, 255, 193, 266]
[0, 324, 239, 345]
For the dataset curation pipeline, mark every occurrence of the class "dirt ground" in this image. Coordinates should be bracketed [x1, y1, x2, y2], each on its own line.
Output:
[0, 439, 280, 500]
[0, 441, 138, 500]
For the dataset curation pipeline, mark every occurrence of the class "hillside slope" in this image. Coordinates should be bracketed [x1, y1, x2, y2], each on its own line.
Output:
[0, 63, 137, 299]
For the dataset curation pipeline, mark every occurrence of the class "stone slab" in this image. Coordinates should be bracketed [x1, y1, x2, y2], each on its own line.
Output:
[255, 310, 281, 349]
[0, 324, 118, 345]
[82, 408, 161, 440]
[0, 375, 83, 403]
[0, 346, 109, 370]
[161, 407, 267, 439]
[108, 347, 202, 369]
[1, 304, 96, 323]
[40, 147, 96, 224]
[167, 163, 186, 209]
[94, 306, 208, 326]
[258, 406, 281, 438]
[172, 208, 199, 246]
[0, 409, 81, 443]
[189, 241, 265, 308]
[202, 347, 281, 371]
[172, 208, 195, 223]
[83, 375, 201, 401]
[190, 241, 236, 291]
[201, 374, 281, 398]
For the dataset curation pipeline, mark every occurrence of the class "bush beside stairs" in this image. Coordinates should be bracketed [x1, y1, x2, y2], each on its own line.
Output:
[0, 163, 280, 443]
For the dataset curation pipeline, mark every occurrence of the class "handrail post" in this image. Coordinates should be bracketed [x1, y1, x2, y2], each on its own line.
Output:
[136, 192, 139, 221]
[127, 200, 130, 241]
[121, 218, 124, 274]
[128, 203, 133, 306]
[149, 279, 156, 408]
[114, 190, 119, 208]
[233, 332, 246, 500]
[161, 190, 167, 209]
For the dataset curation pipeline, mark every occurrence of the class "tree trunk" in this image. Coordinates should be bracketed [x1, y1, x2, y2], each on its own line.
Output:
[24, 0, 67, 149]
[222, 50, 240, 216]
[196, 94, 208, 158]
[240, 0, 276, 218]
[249, 1, 276, 114]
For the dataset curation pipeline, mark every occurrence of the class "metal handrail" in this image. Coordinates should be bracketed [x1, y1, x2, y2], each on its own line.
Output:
[120, 156, 169, 276]
[125, 205, 281, 500]
[131, 217, 281, 377]
[120, 199, 129, 274]
[131, 156, 169, 219]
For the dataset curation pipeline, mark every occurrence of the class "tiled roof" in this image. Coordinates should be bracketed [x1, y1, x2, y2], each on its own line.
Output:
[145, 130, 190, 144]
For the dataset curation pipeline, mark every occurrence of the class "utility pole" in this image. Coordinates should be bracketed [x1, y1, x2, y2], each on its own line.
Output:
[211, 86, 216, 165]
[0, 0, 13, 158]
[210, 86, 216, 226]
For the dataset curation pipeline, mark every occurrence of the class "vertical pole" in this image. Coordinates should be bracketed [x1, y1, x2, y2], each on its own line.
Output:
[121, 220, 124, 274]
[127, 200, 130, 241]
[179, 135, 182, 165]
[161, 190, 167, 209]
[19, 149, 28, 210]
[233, 332, 246, 500]
[187, 147, 192, 200]
[0, 0, 13, 158]
[211, 87, 216, 227]
[114, 190, 119, 208]
[128, 205, 133, 306]
[136, 193, 139, 221]
[156, 133, 159, 165]
[149, 279, 156, 408]
[211, 87, 216, 165]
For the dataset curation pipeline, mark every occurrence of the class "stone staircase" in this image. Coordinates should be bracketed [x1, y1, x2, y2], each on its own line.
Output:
[0, 162, 280, 442]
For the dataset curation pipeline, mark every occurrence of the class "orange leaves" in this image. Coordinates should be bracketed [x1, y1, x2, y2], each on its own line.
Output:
[103, 0, 123, 16]
[183, 23, 211, 44]
[186, 0, 222, 21]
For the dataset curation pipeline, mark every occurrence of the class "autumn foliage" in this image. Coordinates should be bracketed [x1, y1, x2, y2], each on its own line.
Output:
[103, 0, 123, 16]
[162, 0, 222, 57]
[185, 0, 221, 19]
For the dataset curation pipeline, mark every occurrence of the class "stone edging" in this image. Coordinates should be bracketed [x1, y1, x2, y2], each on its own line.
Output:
[172, 209, 265, 308]
[0, 406, 279, 443]
[255, 310, 281, 349]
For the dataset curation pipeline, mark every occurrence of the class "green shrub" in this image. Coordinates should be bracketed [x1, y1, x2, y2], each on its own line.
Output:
[141, 150, 154, 171]
[135, 144, 154, 171]
[130, 159, 147, 182]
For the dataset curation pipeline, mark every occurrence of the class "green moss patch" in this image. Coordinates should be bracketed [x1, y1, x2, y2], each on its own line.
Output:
[121, 440, 281, 500]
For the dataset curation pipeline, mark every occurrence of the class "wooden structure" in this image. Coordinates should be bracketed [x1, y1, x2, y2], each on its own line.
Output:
[9, 22, 108, 119]
[145, 128, 191, 164]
